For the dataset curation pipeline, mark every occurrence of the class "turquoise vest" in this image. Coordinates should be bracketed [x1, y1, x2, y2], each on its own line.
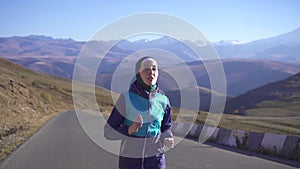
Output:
[122, 91, 168, 137]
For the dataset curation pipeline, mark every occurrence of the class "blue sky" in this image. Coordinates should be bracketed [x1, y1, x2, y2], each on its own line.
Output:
[1, 0, 300, 43]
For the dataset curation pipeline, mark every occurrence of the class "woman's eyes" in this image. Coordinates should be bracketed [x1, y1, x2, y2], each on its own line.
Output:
[143, 68, 158, 71]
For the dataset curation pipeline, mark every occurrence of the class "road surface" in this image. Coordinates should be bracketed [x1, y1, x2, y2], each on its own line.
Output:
[1, 110, 299, 169]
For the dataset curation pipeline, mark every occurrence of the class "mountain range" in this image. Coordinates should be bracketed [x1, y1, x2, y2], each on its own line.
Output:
[0, 28, 300, 108]
[0, 27, 299, 65]
[213, 27, 300, 61]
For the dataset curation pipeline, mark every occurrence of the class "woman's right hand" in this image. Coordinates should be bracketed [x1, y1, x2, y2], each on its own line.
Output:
[128, 114, 143, 135]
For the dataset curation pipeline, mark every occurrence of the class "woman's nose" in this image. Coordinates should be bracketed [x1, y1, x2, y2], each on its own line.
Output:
[150, 68, 156, 74]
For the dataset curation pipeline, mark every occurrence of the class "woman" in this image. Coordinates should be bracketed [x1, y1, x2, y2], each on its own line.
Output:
[104, 57, 174, 169]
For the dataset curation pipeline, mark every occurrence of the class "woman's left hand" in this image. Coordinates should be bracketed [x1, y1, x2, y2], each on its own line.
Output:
[164, 137, 174, 148]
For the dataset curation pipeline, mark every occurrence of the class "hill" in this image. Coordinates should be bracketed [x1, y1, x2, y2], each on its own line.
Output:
[225, 72, 300, 117]
[0, 58, 113, 161]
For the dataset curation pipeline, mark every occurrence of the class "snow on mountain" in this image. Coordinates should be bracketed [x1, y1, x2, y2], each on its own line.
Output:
[213, 40, 241, 46]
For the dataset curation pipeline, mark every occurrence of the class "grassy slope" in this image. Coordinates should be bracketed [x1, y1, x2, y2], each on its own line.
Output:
[0, 58, 113, 161]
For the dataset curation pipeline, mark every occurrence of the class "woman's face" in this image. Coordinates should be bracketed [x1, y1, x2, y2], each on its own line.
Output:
[139, 66, 159, 86]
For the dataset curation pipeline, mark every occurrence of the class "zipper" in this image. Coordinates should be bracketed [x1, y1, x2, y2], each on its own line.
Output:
[142, 92, 152, 169]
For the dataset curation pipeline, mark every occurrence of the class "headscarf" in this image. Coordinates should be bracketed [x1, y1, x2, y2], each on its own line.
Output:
[135, 57, 158, 92]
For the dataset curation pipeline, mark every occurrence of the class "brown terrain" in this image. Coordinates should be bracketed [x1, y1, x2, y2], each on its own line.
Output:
[0, 57, 113, 161]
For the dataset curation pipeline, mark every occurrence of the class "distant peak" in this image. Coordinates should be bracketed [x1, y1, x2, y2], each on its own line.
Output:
[28, 35, 54, 40]
[214, 40, 241, 46]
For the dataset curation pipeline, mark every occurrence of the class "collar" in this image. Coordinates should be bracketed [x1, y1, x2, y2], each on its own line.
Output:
[129, 80, 160, 99]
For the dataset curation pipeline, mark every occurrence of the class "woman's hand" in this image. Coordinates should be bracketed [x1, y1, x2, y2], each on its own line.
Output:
[164, 137, 174, 148]
[128, 114, 143, 135]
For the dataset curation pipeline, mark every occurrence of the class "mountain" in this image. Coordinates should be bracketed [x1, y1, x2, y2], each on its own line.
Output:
[1, 28, 300, 75]
[0, 35, 83, 77]
[116, 28, 300, 62]
[0, 35, 83, 57]
[0, 28, 300, 96]
[1, 27, 300, 63]
[95, 58, 300, 112]
[96, 59, 300, 96]
[165, 85, 232, 111]
[165, 59, 300, 110]
[0, 57, 113, 161]
[253, 44, 300, 61]
[245, 27, 300, 48]
[0, 35, 133, 77]
[213, 40, 241, 46]
[171, 59, 300, 96]
[116, 36, 200, 62]
[224, 72, 300, 117]
[214, 28, 300, 61]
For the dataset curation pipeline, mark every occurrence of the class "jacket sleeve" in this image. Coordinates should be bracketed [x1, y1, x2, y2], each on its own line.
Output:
[104, 94, 130, 140]
[161, 98, 173, 139]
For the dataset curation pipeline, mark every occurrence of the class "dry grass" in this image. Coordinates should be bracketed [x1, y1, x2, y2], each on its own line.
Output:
[0, 58, 113, 161]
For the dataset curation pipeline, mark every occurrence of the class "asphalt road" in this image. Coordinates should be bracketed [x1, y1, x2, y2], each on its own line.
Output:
[1, 110, 299, 169]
